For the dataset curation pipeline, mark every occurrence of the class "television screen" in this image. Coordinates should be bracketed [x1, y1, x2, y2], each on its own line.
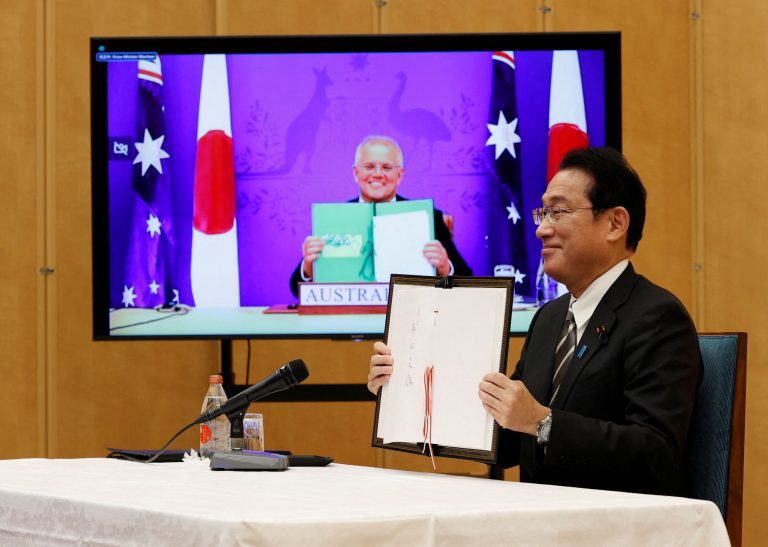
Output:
[91, 32, 620, 339]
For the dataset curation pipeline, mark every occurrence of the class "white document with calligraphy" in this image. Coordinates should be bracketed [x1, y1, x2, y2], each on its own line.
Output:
[374, 277, 512, 462]
[373, 210, 434, 282]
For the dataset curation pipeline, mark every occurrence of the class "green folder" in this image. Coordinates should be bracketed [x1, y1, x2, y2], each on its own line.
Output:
[312, 203, 375, 283]
[311, 200, 435, 283]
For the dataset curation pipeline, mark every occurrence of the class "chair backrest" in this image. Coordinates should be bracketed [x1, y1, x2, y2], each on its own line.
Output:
[688, 333, 747, 547]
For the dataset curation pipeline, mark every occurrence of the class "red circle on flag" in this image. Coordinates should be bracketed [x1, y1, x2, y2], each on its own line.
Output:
[193, 129, 236, 234]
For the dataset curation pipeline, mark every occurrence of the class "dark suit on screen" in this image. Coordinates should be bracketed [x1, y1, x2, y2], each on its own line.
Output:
[289, 195, 472, 297]
[497, 262, 702, 496]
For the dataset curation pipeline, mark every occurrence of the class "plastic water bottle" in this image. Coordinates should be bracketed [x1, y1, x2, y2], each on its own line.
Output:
[200, 374, 230, 458]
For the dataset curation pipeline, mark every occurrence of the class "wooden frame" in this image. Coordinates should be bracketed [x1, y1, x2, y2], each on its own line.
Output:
[371, 275, 514, 464]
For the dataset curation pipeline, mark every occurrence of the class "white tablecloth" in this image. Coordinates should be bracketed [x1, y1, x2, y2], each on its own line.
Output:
[0, 458, 728, 546]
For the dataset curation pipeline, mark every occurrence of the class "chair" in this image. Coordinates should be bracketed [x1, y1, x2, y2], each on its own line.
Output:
[689, 333, 747, 547]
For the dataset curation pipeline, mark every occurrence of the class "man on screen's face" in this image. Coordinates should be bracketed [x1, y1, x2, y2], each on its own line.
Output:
[353, 140, 404, 203]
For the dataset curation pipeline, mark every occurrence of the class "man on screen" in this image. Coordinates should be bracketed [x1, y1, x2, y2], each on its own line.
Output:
[289, 135, 471, 297]
[367, 147, 702, 496]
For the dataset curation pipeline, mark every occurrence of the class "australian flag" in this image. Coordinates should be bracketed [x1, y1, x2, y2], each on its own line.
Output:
[120, 56, 176, 309]
[484, 51, 530, 297]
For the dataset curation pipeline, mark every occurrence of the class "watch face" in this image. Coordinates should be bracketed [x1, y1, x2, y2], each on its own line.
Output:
[541, 420, 551, 440]
[538, 414, 552, 444]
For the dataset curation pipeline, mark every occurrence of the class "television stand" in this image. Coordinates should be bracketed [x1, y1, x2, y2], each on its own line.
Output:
[219, 339, 373, 402]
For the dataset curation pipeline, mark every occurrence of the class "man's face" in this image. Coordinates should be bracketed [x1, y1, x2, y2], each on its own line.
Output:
[353, 142, 403, 203]
[535, 168, 612, 294]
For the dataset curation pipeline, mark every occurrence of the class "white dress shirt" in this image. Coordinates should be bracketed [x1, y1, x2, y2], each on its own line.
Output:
[568, 259, 629, 344]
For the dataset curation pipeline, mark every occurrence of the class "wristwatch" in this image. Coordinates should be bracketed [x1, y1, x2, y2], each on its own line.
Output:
[536, 411, 553, 445]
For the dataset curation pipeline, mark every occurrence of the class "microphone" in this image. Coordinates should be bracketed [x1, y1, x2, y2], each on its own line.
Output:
[196, 359, 309, 424]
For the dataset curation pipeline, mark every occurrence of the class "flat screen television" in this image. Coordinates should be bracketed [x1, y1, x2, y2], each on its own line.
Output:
[91, 32, 621, 340]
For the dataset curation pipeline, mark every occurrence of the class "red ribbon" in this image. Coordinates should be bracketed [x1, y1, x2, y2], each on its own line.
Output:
[422, 365, 435, 470]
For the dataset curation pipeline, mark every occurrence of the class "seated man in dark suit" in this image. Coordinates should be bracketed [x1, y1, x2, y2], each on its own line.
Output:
[368, 147, 702, 497]
[290, 135, 471, 297]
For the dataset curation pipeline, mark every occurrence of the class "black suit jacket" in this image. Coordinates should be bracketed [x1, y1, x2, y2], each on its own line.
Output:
[289, 195, 472, 297]
[498, 263, 702, 496]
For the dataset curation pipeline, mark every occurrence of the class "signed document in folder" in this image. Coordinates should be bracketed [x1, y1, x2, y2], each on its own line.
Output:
[372, 275, 513, 464]
[373, 210, 434, 282]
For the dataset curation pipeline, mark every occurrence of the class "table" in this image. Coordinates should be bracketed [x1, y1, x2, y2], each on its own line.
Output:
[108, 306, 537, 337]
[0, 458, 729, 546]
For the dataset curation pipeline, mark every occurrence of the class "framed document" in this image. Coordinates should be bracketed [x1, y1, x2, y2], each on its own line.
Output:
[372, 275, 514, 465]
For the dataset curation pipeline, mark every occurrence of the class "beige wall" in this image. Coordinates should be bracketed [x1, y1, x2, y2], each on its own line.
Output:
[698, 2, 768, 543]
[0, 0, 44, 457]
[0, 0, 765, 543]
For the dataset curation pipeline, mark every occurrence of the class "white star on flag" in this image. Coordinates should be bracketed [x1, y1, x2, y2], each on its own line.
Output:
[513, 268, 526, 285]
[506, 201, 521, 224]
[146, 214, 162, 238]
[122, 285, 137, 307]
[171, 289, 180, 305]
[133, 128, 170, 176]
[149, 280, 160, 295]
[486, 111, 521, 159]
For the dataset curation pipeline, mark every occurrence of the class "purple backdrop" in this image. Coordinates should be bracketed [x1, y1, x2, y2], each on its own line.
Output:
[107, 50, 605, 308]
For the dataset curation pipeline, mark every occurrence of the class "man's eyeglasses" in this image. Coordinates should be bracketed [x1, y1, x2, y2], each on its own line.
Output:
[358, 162, 400, 174]
[532, 206, 594, 225]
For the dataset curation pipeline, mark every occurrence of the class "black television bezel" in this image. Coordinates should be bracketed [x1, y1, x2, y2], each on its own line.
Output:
[90, 31, 621, 341]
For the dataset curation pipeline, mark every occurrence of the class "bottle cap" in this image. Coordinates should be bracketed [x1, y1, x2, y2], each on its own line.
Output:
[209, 374, 223, 384]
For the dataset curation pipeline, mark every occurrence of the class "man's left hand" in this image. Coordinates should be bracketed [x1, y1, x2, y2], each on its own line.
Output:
[479, 373, 550, 436]
[423, 240, 451, 276]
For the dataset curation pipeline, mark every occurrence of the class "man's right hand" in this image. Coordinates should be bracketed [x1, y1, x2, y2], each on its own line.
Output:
[301, 236, 325, 278]
[367, 341, 393, 395]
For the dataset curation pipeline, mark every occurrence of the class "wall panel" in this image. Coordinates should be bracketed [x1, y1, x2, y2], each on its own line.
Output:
[382, 0, 541, 33]
[232, 338, 378, 385]
[226, 0, 377, 35]
[699, 2, 768, 543]
[0, 0, 43, 457]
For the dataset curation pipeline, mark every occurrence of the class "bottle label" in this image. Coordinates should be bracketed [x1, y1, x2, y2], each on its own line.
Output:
[200, 423, 212, 444]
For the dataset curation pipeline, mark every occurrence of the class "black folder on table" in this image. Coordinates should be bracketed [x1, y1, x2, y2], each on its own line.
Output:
[106, 448, 187, 463]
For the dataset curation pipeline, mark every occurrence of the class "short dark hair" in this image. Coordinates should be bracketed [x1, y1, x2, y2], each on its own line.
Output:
[559, 147, 647, 251]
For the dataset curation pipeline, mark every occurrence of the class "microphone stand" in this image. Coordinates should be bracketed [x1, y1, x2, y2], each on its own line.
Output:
[227, 408, 246, 451]
[212, 406, 288, 470]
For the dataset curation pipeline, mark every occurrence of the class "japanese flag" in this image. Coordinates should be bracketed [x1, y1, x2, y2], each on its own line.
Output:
[546, 50, 589, 182]
[190, 54, 240, 307]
